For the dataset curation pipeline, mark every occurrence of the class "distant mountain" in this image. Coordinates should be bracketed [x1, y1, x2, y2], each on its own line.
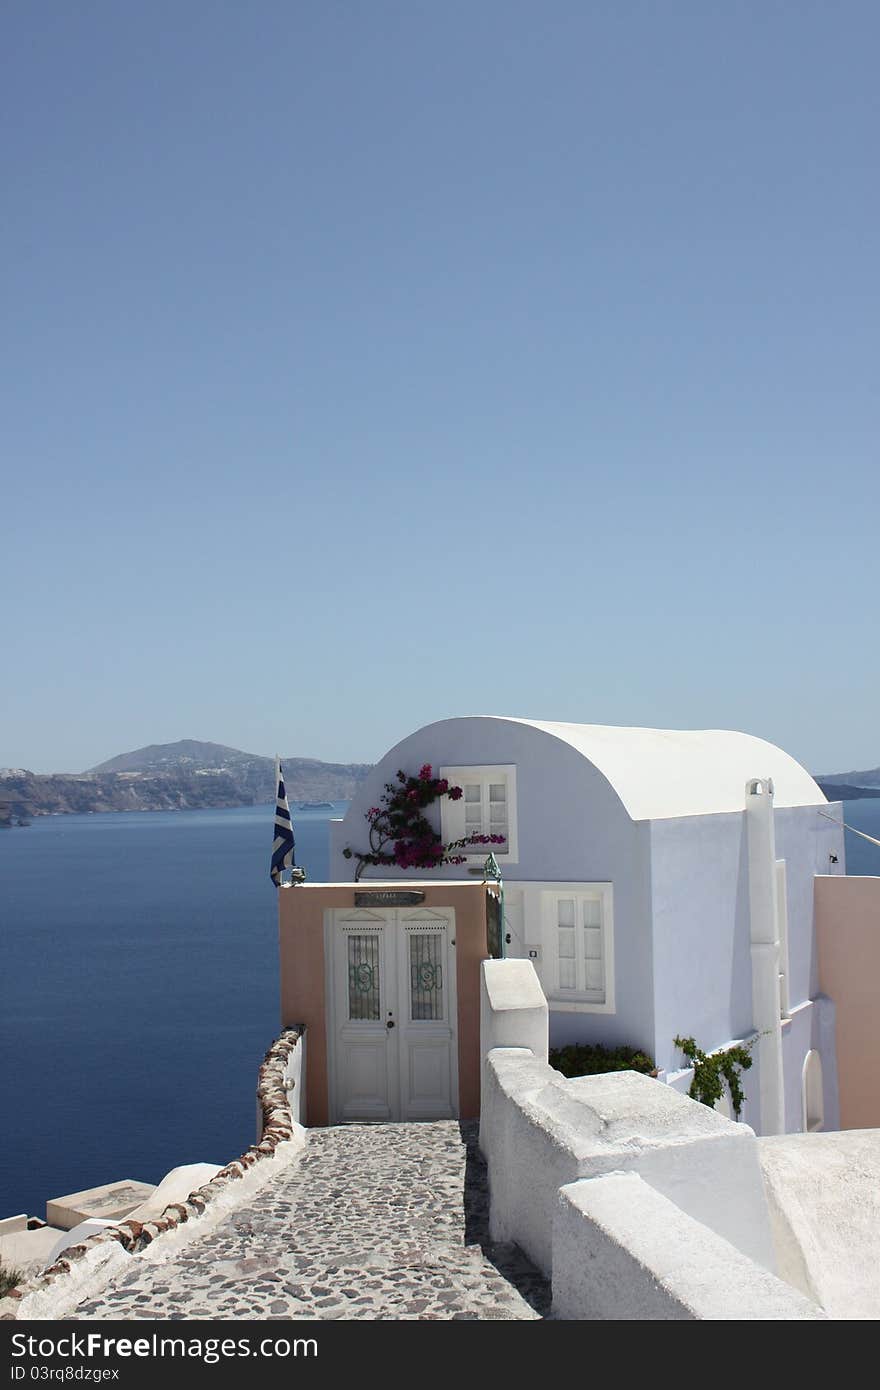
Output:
[89, 739, 372, 802]
[0, 740, 373, 821]
[89, 740, 255, 775]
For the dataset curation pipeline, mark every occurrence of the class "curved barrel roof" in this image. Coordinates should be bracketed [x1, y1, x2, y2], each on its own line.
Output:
[480, 717, 827, 821]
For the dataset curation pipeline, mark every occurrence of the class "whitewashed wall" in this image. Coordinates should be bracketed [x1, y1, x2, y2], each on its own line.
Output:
[651, 804, 843, 1130]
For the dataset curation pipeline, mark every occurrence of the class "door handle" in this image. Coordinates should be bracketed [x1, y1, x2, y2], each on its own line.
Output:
[386, 1020, 395, 1029]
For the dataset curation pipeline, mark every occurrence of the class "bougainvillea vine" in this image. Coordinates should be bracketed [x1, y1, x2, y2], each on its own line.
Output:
[342, 764, 504, 881]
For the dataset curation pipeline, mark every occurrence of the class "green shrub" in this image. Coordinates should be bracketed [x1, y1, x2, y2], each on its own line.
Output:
[549, 1042, 656, 1079]
[673, 1034, 755, 1120]
[0, 1258, 23, 1297]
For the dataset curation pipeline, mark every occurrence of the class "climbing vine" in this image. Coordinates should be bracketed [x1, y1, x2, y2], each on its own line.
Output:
[342, 764, 504, 881]
[673, 1034, 757, 1120]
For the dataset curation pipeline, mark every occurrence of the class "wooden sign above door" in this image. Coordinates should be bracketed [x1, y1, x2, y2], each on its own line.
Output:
[354, 890, 426, 907]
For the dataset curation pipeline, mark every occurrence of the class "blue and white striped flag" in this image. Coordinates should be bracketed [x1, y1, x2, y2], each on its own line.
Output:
[270, 758, 296, 887]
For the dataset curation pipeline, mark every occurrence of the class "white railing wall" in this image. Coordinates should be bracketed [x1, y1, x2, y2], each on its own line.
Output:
[479, 960, 823, 1321]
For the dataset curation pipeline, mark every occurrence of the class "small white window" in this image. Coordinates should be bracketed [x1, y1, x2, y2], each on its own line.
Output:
[802, 1050, 824, 1132]
[542, 884, 614, 1012]
[440, 765, 518, 864]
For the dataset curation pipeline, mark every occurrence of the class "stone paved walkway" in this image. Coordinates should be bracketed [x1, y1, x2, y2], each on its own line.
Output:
[70, 1123, 550, 1320]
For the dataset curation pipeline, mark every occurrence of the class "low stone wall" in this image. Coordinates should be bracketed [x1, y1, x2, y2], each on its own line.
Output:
[0, 1027, 306, 1320]
[257, 1025, 305, 1137]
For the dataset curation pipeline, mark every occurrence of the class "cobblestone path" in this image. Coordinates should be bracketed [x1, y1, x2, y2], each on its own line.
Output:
[70, 1123, 550, 1320]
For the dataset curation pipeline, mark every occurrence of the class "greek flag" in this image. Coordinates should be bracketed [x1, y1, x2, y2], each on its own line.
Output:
[270, 758, 296, 886]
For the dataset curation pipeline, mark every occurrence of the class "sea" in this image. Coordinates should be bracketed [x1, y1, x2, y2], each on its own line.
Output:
[1, 797, 879, 1220]
[0, 804, 342, 1220]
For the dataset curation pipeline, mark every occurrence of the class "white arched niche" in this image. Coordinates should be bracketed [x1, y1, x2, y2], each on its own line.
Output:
[802, 1050, 824, 1132]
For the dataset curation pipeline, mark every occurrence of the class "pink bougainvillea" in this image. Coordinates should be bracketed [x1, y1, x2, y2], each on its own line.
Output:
[342, 763, 503, 881]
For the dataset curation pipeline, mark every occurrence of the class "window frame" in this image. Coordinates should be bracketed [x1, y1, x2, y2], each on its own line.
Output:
[439, 764, 519, 865]
[540, 882, 615, 1013]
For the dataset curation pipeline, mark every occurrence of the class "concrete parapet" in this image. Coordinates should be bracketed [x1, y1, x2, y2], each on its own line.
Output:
[479, 959, 548, 1155]
[480, 959, 548, 1060]
[758, 1130, 880, 1319]
[552, 1173, 825, 1321]
[481, 1048, 776, 1277]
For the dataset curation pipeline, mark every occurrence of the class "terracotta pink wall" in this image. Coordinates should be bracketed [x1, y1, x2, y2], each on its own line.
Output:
[278, 887, 332, 1126]
[279, 882, 489, 1125]
[816, 875, 880, 1130]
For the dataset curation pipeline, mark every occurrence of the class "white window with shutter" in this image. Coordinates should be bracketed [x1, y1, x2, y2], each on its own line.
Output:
[439, 765, 518, 864]
[541, 884, 614, 1012]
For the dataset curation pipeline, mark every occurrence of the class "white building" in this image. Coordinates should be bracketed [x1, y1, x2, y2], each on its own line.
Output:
[330, 715, 845, 1134]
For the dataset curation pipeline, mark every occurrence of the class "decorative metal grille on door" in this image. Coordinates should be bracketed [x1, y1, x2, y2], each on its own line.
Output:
[408, 933, 444, 1021]
[347, 933, 380, 1020]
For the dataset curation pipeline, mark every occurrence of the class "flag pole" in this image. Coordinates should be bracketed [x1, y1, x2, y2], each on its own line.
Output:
[287, 755, 306, 885]
[272, 755, 306, 888]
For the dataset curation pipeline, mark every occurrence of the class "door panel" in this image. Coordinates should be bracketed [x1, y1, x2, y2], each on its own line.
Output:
[333, 914, 397, 1122]
[339, 1038, 389, 1110]
[397, 913, 458, 1121]
[405, 1040, 454, 1115]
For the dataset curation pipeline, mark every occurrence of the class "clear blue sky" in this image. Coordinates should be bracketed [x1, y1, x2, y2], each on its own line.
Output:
[2, 2, 877, 775]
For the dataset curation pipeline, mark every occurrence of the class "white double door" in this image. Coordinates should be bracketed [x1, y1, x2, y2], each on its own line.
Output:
[329, 906, 458, 1124]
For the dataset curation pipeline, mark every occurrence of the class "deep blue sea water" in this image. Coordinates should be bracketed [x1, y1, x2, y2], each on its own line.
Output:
[839, 796, 880, 875]
[0, 804, 342, 1219]
[1, 796, 878, 1219]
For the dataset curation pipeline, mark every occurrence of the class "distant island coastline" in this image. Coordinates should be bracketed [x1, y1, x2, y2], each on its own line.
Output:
[815, 765, 880, 801]
[0, 740, 373, 827]
[814, 782, 880, 802]
[2, 738, 879, 828]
